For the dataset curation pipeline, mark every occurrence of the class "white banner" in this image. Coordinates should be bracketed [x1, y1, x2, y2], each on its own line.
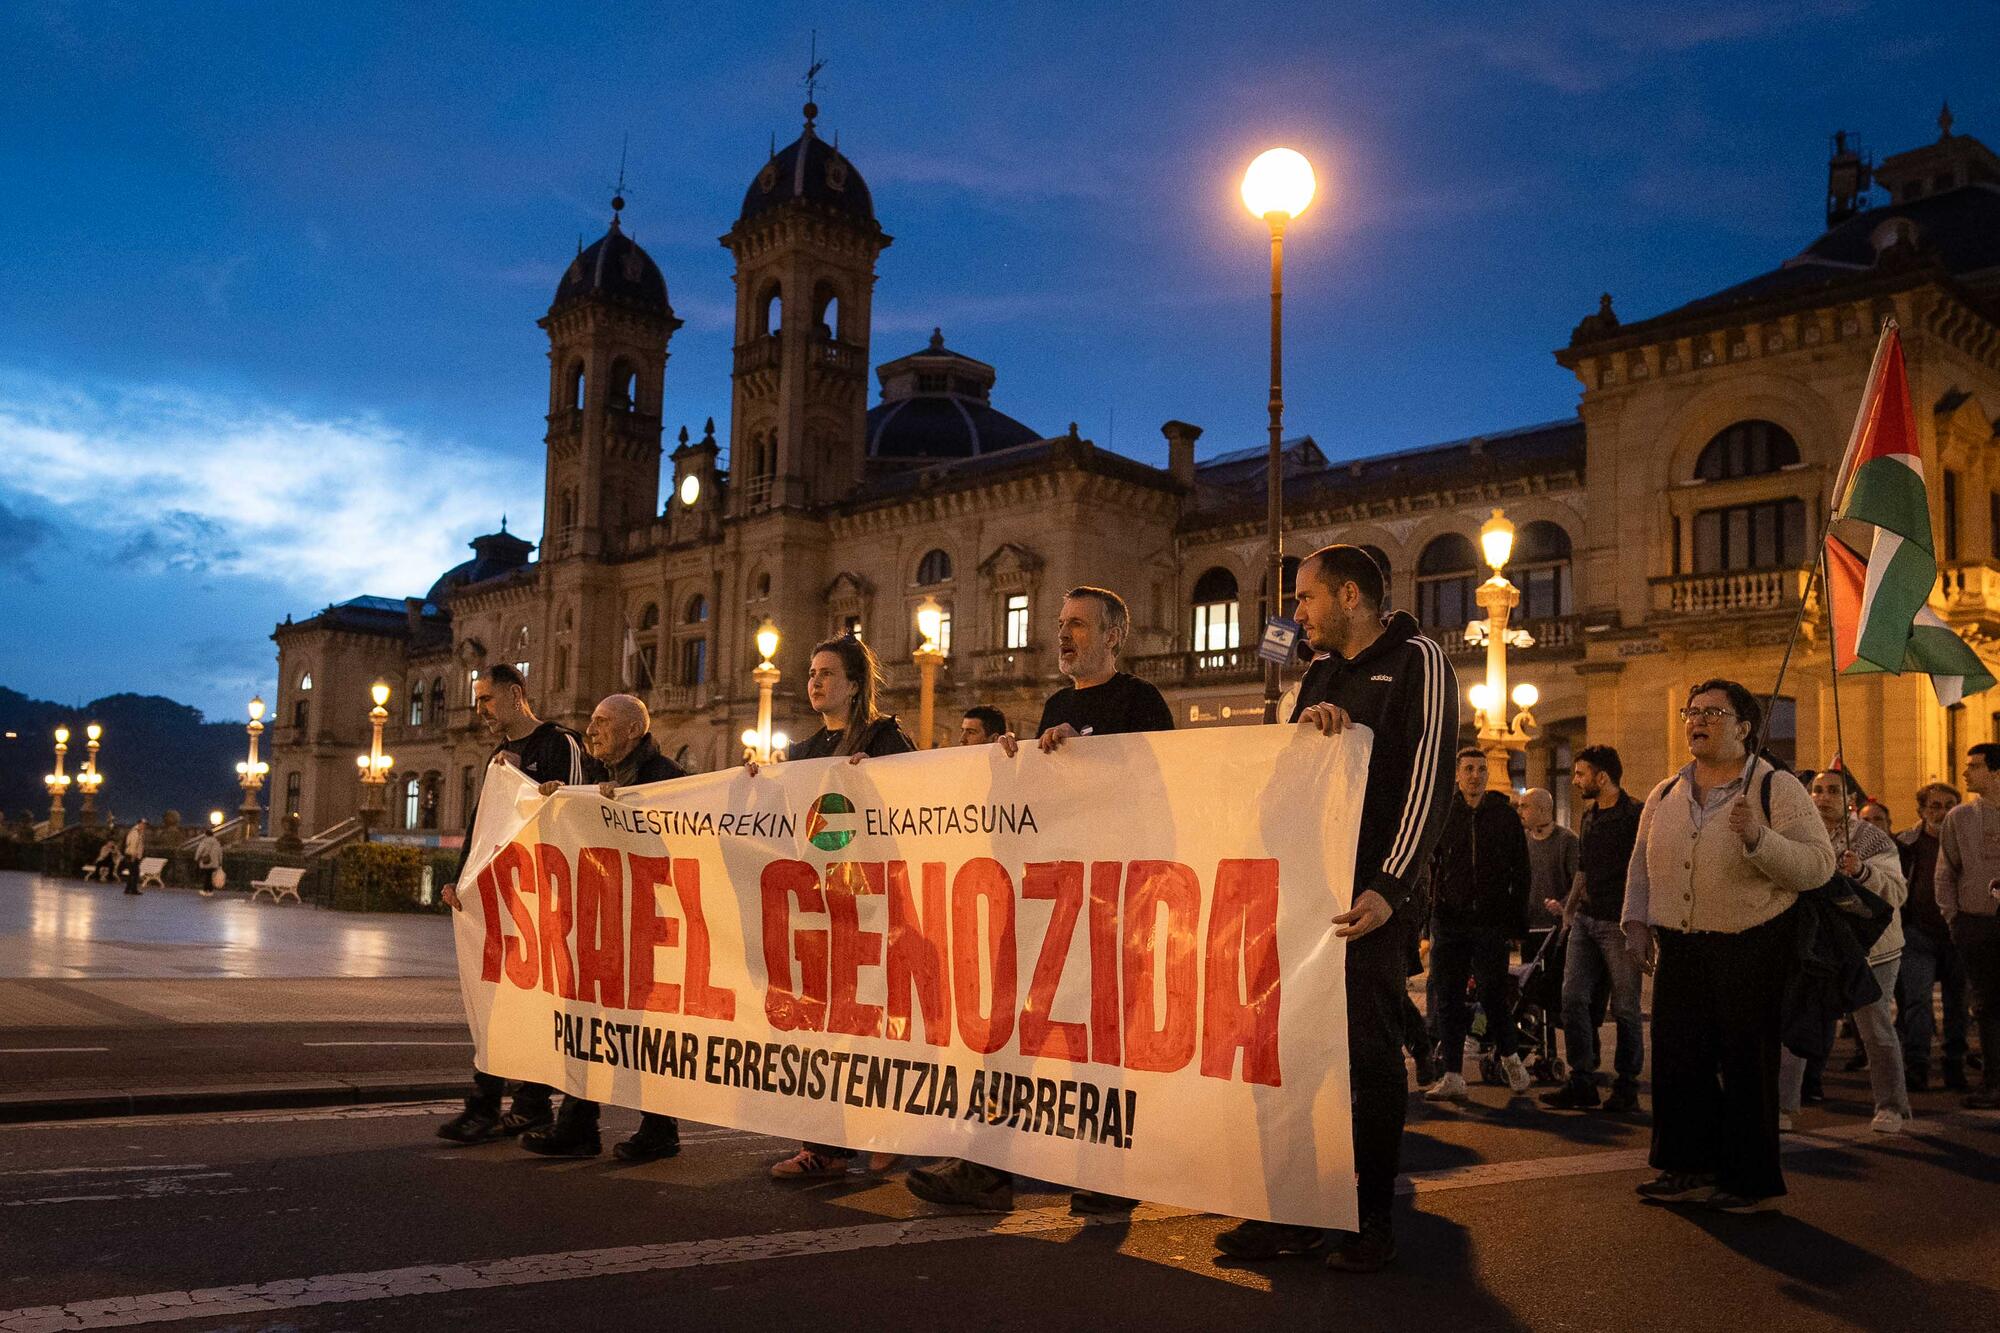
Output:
[452, 724, 1369, 1228]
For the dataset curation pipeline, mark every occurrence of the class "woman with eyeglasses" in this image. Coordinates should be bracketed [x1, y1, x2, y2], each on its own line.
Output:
[1620, 679, 1834, 1215]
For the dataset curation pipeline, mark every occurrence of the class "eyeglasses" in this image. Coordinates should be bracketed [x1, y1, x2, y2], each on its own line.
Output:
[1679, 707, 1738, 722]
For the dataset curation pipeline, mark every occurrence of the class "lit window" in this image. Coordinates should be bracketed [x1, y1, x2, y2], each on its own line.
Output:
[938, 609, 953, 657]
[1004, 594, 1030, 649]
[298, 672, 313, 691]
[1191, 567, 1240, 654]
[511, 660, 530, 679]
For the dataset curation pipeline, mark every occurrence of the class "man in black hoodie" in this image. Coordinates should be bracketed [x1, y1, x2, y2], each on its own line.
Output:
[1422, 748, 1534, 1101]
[521, 693, 689, 1160]
[436, 664, 604, 1145]
[1215, 544, 1457, 1273]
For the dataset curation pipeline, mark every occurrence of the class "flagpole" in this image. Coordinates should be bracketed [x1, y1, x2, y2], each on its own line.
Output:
[1746, 318, 1898, 777]
[1821, 547, 1854, 864]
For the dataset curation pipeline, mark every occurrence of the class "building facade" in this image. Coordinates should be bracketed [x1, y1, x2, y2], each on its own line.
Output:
[271, 106, 2000, 841]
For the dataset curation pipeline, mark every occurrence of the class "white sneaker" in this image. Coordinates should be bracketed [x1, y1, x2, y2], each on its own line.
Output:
[1423, 1072, 1468, 1101]
[1777, 1112, 1794, 1132]
[1500, 1054, 1531, 1095]
[1870, 1109, 1905, 1135]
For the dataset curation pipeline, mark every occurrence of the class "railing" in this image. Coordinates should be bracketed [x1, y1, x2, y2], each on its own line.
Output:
[738, 473, 774, 509]
[969, 648, 1043, 683]
[652, 683, 708, 714]
[1127, 645, 1262, 688]
[812, 337, 864, 375]
[1650, 569, 1809, 615]
[1939, 561, 2000, 615]
[733, 335, 782, 377]
[302, 817, 364, 860]
[1432, 614, 1585, 660]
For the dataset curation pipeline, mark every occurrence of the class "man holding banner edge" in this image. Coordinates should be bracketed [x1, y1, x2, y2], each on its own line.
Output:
[1214, 543, 1458, 1272]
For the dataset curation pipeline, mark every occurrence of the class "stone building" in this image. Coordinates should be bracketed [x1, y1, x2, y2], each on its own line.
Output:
[271, 106, 2000, 842]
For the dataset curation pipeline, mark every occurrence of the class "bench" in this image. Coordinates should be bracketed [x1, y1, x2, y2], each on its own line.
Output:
[136, 857, 168, 891]
[250, 866, 306, 905]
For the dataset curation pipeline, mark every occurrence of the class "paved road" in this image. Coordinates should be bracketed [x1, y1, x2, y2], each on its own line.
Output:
[0, 1090, 1992, 1332]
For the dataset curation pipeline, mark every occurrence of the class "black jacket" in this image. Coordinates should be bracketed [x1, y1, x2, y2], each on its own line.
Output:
[452, 720, 604, 883]
[1289, 611, 1458, 915]
[611, 732, 686, 788]
[1782, 893, 1882, 1060]
[1430, 789, 1534, 936]
[791, 715, 916, 761]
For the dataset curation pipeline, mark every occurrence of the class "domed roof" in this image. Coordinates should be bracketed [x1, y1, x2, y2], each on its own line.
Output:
[426, 527, 534, 604]
[866, 329, 1041, 461]
[738, 106, 875, 227]
[551, 205, 669, 315]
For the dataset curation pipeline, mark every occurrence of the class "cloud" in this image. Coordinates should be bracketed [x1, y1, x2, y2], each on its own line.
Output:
[0, 372, 538, 603]
[0, 498, 54, 576]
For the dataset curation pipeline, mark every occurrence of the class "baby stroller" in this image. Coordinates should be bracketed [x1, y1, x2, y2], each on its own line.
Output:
[1477, 924, 1570, 1087]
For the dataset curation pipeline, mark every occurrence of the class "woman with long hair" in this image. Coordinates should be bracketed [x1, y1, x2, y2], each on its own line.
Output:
[753, 634, 914, 1179]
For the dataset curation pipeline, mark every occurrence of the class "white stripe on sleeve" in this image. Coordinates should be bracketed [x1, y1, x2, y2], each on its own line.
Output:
[1383, 634, 1446, 877]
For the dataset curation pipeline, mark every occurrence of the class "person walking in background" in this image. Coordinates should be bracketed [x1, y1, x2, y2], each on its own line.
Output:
[1521, 787, 1578, 936]
[1934, 744, 2000, 1111]
[1624, 681, 1833, 1214]
[190, 827, 225, 897]
[1544, 745, 1645, 1113]
[1423, 748, 1534, 1100]
[121, 819, 147, 895]
[1897, 783, 1967, 1092]
[1781, 770, 1911, 1133]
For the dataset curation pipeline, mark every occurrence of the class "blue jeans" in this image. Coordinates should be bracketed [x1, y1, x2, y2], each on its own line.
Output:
[1896, 926, 1968, 1071]
[1562, 914, 1644, 1089]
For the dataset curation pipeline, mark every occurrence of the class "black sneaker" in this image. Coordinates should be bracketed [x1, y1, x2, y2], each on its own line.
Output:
[1411, 1045, 1441, 1088]
[436, 1106, 503, 1144]
[1325, 1216, 1396, 1273]
[1213, 1219, 1327, 1260]
[499, 1102, 553, 1136]
[1704, 1190, 1779, 1214]
[1635, 1172, 1716, 1204]
[613, 1115, 681, 1163]
[1541, 1080, 1600, 1111]
[906, 1159, 1013, 1210]
[520, 1119, 601, 1157]
[1070, 1190, 1137, 1216]
[1601, 1085, 1641, 1113]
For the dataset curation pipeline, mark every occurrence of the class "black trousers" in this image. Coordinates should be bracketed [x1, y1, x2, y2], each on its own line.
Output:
[1430, 919, 1518, 1063]
[122, 856, 141, 893]
[1347, 913, 1413, 1220]
[468, 1071, 554, 1116]
[1650, 914, 1790, 1199]
[1951, 914, 2000, 1092]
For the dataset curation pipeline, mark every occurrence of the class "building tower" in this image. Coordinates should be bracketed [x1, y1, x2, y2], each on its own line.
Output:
[540, 195, 682, 560]
[721, 101, 891, 512]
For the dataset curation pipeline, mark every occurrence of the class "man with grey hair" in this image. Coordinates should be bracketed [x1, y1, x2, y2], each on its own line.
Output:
[522, 691, 689, 1161]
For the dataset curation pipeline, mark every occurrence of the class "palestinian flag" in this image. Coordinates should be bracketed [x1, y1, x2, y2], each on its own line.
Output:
[1832, 325, 1939, 671]
[1826, 535, 1995, 706]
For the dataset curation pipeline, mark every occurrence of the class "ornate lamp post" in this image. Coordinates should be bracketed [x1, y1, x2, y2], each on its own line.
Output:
[76, 723, 104, 825]
[235, 695, 269, 834]
[912, 596, 945, 749]
[355, 680, 393, 841]
[44, 725, 71, 832]
[1241, 146, 1317, 723]
[1465, 507, 1539, 791]
[739, 620, 786, 763]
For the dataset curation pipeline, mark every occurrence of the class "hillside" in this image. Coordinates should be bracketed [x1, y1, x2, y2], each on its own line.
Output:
[0, 687, 250, 828]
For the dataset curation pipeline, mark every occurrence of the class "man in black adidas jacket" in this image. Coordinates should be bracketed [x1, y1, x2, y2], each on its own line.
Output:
[1216, 544, 1457, 1273]
[436, 663, 604, 1145]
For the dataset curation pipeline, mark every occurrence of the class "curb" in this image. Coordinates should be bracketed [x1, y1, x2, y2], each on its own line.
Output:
[0, 1077, 465, 1125]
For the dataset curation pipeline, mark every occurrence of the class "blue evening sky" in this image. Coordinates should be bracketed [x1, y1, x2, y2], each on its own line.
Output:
[0, 1, 1991, 720]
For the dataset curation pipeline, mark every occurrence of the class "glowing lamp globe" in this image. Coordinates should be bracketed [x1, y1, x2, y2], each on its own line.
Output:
[769, 731, 788, 752]
[86, 723, 102, 742]
[248, 696, 266, 723]
[741, 728, 761, 750]
[755, 620, 780, 665]
[209, 810, 223, 828]
[1468, 684, 1493, 714]
[1241, 148, 1316, 221]
[370, 681, 391, 708]
[54, 726, 69, 745]
[915, 597, 944, 650]
[1512, 682, 1540, 710]
[1480, 508, 1515, 571]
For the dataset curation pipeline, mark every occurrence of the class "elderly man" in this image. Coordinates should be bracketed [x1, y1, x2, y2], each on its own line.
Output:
[522, 693, 689, 1160]
[1521, 788, 1579, 936]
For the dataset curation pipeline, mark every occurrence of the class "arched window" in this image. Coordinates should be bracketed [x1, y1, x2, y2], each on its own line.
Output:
[1357, 546, 1392, 609]
[1417, 534, 1479, 630]
[429, 677, 444, 722]
[1695, 420, 1800, 481]
[557, 489, 577, 539]
[1510, 522, 1573, 619]
[1693, 498, 1807, 572]
[1191, 567, 1240, 654]
[609, 358, 637, 411]
[638, 602, 660, 631]
[916, 548, 953, 586]
[298, 672, 313, 691]
[681, 637, 708, 686]
[686, 593, 708, 623]
[812, 281, 841, 340]
[759, 282, 783, 337]
[568, 362, 585, 411]
[420, 772, 441, 830]
[402, 775, 421, 830]
[293, 698, 309, 730]
[408, 681, 425, 728]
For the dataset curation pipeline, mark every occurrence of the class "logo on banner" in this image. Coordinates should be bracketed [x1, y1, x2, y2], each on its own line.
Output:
[805, 792, 859, 851]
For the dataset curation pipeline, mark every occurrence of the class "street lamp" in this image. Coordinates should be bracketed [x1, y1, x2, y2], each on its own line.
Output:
[356, 680, 393, 840]
[1241, 146, 1317, 722]
[1465, 507, 1539, 790]
[44, 725, 71, 832]
[744, 619, 783, 762]
[209, 810, 224, 830]
[76, 723, 104, 824]
[234, 695, 269, 835]
[913, 596, 945, 749]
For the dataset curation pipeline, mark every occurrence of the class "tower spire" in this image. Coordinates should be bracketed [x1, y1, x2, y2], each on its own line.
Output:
[802, 28, 826, 129]
[610, 133, 629, 227]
